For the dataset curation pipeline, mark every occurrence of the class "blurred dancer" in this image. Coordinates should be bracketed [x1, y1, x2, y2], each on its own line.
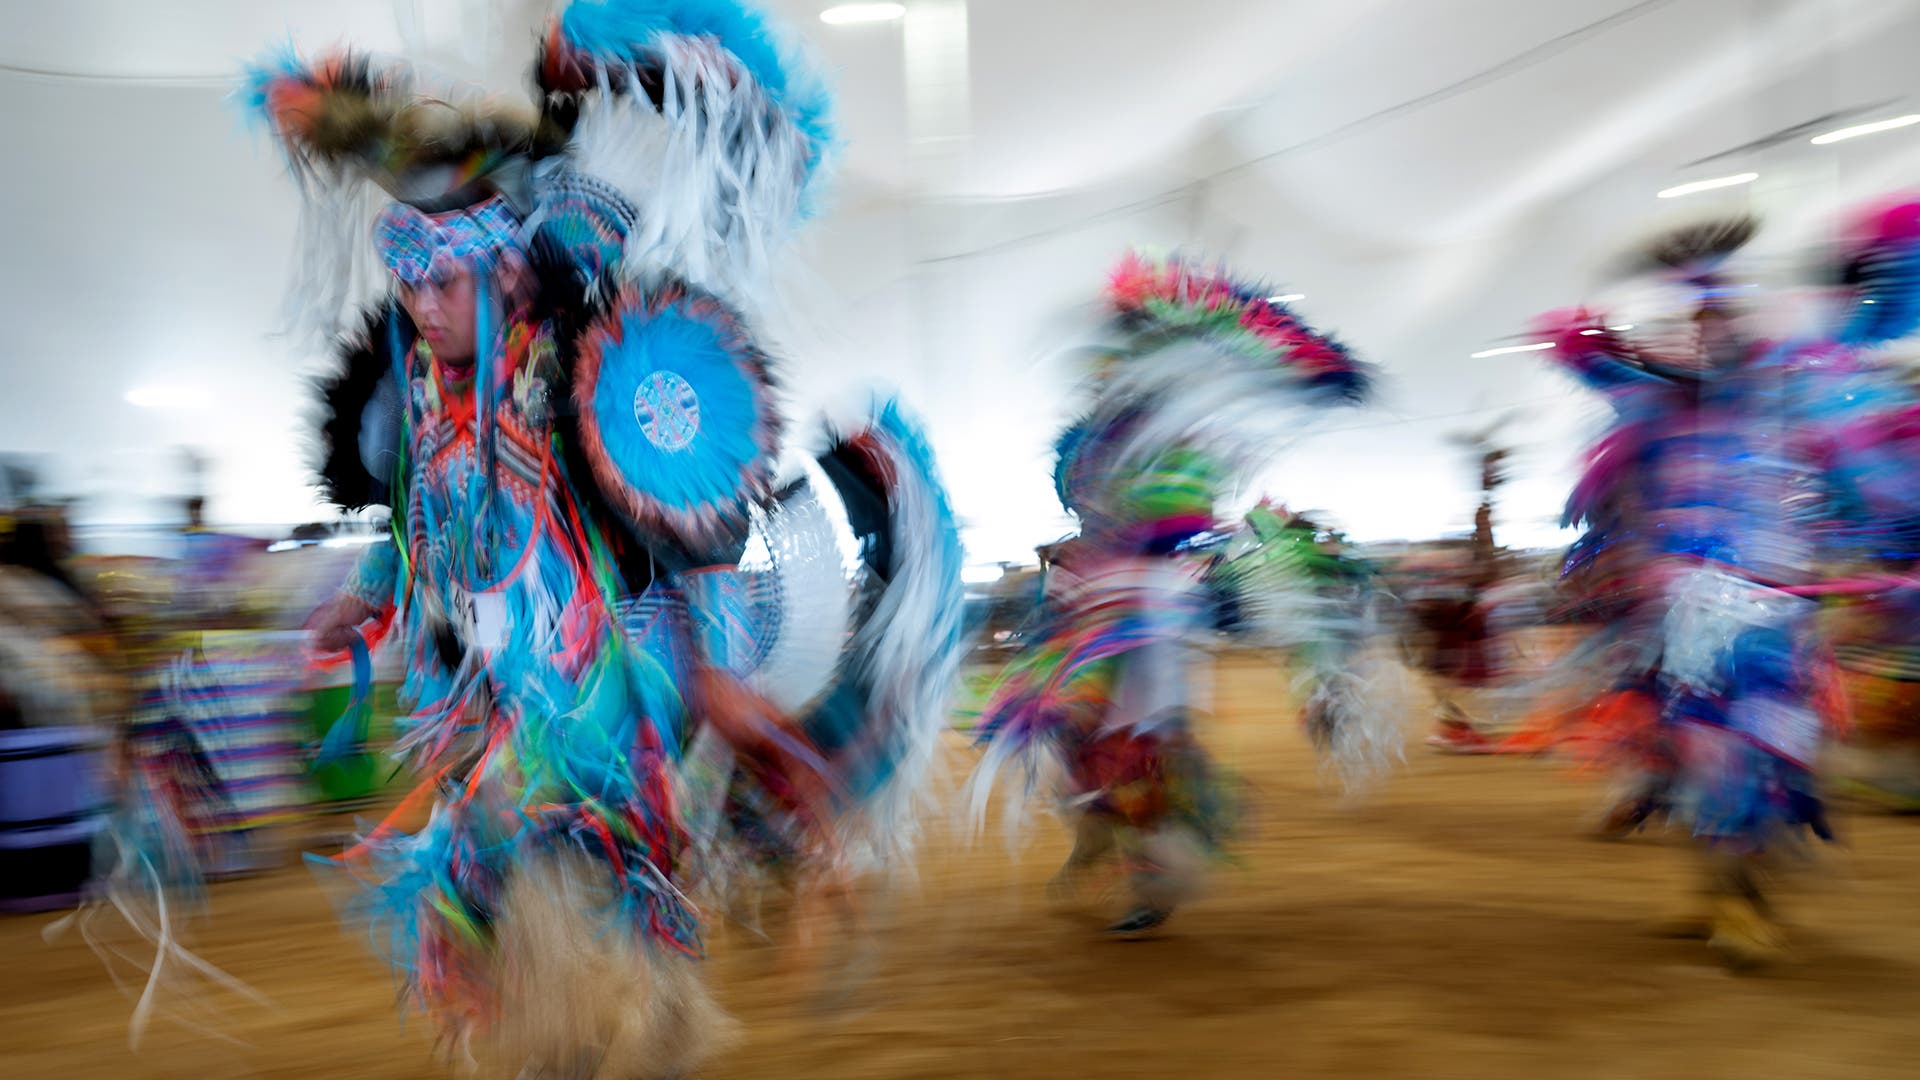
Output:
[1519, 205, 1920, 966]
[970, 254, 1383, 936]
[1411, 552, 1502, 751]
[1420, 429, 1515, 752]
[249, 2, 961, 1073]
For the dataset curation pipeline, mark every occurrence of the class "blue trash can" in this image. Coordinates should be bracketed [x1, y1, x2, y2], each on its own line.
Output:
[0, 726, 108, 913]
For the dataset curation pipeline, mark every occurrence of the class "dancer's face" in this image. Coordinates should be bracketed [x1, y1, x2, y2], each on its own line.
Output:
[399, 268, 479, 369]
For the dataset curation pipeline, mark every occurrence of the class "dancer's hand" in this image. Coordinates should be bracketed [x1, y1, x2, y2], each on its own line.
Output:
[306, 592, 375, 654]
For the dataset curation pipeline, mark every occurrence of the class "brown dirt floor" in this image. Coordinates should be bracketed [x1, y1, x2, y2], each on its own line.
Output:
[7, 654, 1920, 1079]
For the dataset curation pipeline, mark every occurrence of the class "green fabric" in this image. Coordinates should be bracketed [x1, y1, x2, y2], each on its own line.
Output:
[303, 683, 403, 803]
[1117, 447, 1223, 523]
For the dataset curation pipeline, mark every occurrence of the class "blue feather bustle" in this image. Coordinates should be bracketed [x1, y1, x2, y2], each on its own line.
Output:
[820, 398, 966, 807]
[1837, 228, 1920, 346]
[691, 394, 968, 876]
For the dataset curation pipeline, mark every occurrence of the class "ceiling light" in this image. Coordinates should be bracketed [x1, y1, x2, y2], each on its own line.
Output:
[1471, 342, 1555, 359]
[820, 3, 905, 24]
[1811, 114, 1920, 145]
[1268, 293, 1305, 304]
[125, 386, 210, 409]
[1657, 173, 1758, 199]
[1610, 323, 1635, 331]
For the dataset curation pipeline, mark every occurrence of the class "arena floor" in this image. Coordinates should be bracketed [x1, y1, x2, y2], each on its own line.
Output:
[9, 656, 1920, 1079]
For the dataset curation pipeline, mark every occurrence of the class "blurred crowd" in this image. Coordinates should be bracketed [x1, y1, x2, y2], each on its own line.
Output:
[0, 497, 388, 911]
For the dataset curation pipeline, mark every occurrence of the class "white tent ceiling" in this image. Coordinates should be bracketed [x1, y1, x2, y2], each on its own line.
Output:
[5, 0, 1920, 557]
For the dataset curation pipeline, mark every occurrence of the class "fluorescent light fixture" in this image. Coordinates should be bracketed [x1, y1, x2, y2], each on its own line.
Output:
[1811, 114, 1920, 145]
[125, 386, 210, 409]
[266, 539, 302, 553]
[820, 3, 905, 24]
[1657, 172, 1758, 199]
[1268, 293, 1305, 304]
[1470, 342, 1555, 359]
[1610, 323, 1635, 331]
[1579, 329, 1603, 336]
[321, 534, 387, 548]
[962, 564, 1005, 585]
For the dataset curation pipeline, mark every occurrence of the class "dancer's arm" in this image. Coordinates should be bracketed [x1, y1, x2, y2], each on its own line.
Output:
[1533, 308, 1670, 394]
[307, 541, 397, 653]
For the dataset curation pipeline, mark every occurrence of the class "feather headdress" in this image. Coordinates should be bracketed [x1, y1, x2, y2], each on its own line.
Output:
[1060, 252, 1373, 541]
[246, 0, 836, 342]
[244, 49, 548, 344]
[536, 0, 836, 303]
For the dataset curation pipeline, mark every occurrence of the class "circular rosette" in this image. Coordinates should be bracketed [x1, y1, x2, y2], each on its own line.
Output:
[574, 282, 781, 554]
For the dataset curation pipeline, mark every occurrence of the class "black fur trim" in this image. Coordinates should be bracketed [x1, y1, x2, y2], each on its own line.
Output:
[816, 435, 895, 583]
[310, 304, 413, 511]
